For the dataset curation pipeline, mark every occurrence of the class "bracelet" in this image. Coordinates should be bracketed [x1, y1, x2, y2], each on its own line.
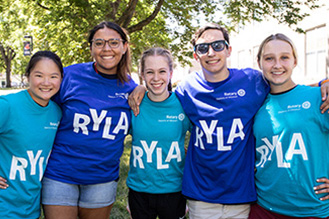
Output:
[319, 79, 329, 86]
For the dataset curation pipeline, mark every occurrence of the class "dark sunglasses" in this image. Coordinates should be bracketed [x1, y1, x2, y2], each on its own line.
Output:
[194, 40, 229, 55]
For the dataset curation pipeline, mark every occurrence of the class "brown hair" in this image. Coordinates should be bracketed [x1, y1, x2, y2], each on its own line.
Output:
[88, 21, 131, 84]
[191, 23, 230, 46]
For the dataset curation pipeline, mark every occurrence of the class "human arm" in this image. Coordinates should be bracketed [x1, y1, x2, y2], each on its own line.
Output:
[309, 79, 329, 113]
[0, 176, 8, 189]
[128, 85, 146, 116]
[314, 178, 329, 201]
[319, 80, 329, 113]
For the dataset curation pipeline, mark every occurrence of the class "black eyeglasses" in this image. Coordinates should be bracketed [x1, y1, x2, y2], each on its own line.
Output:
[194, 40, 229, 55]
[92, 38, 125, 48]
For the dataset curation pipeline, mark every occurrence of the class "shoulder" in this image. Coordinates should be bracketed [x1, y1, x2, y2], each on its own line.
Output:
[63, 62, 94, 77]
[64, 62, 92, 70]
[0, 92, 24, 126]
[49, 100, 62, 113]
[230, 68, 262, 79]
[296, 85, 320, 94]
[125, 75, 138, 88]
[296, 85, 321, 100]
[0, 94, 11, 111]
[176, 71, 202, 92]
[0, 90, 27, 104]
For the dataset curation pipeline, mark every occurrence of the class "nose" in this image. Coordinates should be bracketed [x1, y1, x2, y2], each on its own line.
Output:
[103, 42, 112, 50]
[153, 72, 159, 80]
[273, 59, 282, 69]
[207, 46, 216, 56]
[42, 77, 51, 85]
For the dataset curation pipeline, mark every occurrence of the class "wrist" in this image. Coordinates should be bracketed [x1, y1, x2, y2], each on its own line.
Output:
[319, 79, 329, 86]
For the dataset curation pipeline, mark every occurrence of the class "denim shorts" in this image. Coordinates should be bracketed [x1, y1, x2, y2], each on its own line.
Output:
[41, 177, 118, 208]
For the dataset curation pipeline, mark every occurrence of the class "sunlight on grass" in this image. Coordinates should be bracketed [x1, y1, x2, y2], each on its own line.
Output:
[111, 135, 132, 219]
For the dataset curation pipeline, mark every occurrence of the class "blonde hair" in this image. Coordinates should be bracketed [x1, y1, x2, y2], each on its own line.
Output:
[139, 47, 174, 91]
[257, 33, 298, 65]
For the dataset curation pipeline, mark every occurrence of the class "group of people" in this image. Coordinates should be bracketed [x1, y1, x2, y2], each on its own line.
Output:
[0, 20, 329, 219]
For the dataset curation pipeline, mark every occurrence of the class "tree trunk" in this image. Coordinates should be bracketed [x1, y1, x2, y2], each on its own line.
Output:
[0, 43, 16, 88]
[5, 64, 11, 88]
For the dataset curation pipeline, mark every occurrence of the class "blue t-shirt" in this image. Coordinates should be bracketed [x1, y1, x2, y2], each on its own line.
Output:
[127, 92, 191, 193]
[44, 62, 137, 184]
[175, 68, 269, 204]
[0, 90, 61, 218]
[253, 85, 329, 217]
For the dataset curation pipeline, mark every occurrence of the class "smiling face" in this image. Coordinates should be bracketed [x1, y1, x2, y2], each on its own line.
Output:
[90, 27, 127, 75]
[27, 58, 62, 106]
[259, 39, 297, 93]
[142, 55, 173, 102]
[193, 29, 231, 82]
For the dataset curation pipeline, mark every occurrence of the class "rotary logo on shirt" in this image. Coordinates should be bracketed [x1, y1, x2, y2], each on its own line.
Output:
[278, 101, 311, 114]
[158, 113, 185, 123]
[44, 121, 60, 130]
[216, 89, 246, 100]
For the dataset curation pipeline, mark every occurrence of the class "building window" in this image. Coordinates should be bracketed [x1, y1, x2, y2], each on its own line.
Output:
[305, 25, 326, 80]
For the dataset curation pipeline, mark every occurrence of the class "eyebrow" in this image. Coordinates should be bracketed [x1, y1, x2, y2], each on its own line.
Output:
[32, 71, 61, 75]
[263, 52, 292, 56]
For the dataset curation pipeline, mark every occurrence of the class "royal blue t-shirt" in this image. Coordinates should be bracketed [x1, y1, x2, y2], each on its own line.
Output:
[175, 68, 269, 204]
[44, 62, 137, 184]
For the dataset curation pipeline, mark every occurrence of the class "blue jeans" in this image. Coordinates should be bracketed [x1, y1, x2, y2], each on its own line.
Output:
[41, 177, 118, 208]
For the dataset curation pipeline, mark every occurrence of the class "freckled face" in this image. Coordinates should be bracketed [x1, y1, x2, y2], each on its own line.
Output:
[27, 58, 62, 106]
[90, 27, 127, 75]
[142, 55, 172, 102]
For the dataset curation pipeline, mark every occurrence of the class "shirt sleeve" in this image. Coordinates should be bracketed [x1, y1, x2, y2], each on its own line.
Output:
[0, 97, 10, 133]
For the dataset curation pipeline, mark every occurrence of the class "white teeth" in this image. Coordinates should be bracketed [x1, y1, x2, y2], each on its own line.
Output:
[207, 60, 218, 64]
[103, 56, 114, 59]
[151, 83, 162, 88]
[272, 72, 283, 75]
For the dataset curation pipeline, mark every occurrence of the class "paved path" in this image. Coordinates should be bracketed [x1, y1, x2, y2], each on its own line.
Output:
[0, 89, 23, 95]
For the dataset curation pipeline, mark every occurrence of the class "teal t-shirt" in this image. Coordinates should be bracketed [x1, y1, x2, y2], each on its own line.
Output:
[127, 92, 191, 193]
[0, 90, 61, 218]
[253, 85, 329, 217]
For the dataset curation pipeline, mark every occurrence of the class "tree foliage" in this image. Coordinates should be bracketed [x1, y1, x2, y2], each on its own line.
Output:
[0, 0, 320, 81]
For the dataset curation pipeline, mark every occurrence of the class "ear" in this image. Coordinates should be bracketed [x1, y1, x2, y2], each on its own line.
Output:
[123, 41, 128, 54]
[169, 70, 173, 79]
[257, 60, 262, 70]
[193, 52, 199, 61]
[226, 45, 232, 57]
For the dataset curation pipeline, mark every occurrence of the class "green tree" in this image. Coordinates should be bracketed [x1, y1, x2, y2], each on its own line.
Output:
[0, 0, 320, 85]
[0, 0, 33, 87]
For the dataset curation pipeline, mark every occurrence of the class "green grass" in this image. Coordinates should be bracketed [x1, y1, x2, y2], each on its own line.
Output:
[111, 135, 132, 219]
